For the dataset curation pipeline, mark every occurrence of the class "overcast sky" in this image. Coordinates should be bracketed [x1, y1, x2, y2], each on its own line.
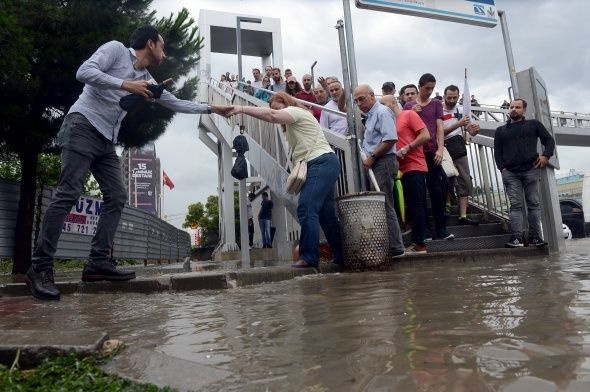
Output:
[148, 0, 590, 228]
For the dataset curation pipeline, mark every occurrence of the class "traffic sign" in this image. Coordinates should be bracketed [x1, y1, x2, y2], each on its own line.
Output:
[355, 0, 498, 28]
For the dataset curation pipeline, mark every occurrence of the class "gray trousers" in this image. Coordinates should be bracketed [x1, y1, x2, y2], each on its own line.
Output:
[32, 113, 127, 271]
[501, 168, 542, 239]
[372, 154, 404, 252]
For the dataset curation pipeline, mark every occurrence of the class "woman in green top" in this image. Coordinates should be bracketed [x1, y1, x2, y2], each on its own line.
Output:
[228, 92, 343, 268]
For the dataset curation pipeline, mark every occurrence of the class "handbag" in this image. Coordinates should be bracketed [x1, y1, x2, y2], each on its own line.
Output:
[441, 147, 459, 177]
[285, 136, 319, 195]
[445, 134, 467, 160]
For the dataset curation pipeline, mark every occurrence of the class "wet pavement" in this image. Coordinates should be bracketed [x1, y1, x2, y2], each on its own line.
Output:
[1, 239, 589, 391]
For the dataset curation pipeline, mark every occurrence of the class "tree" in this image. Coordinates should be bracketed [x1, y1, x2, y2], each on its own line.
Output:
[183, 195, 220, 248]
[0, 1, 203, 273]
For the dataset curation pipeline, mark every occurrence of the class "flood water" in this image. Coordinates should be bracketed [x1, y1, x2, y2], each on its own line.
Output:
[2, 239, 590, 391]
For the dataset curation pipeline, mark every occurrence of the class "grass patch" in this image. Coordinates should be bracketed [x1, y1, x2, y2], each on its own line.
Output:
[0, 352, 175, 392]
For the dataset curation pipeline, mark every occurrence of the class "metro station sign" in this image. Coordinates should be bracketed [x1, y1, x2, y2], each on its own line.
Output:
[355, 0, 498, 28]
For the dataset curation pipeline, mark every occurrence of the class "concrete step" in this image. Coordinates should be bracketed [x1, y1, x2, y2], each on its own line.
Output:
[402, 222, 506, 243]
[425, 233, 512, 253]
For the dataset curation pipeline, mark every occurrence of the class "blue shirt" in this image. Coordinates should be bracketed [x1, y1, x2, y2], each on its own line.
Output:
[68, 41, 208, 143]
[362, 102, 397, 155]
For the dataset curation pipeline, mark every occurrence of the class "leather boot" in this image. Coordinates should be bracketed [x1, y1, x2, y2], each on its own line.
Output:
[81, 261, 136, 282]
[25, 267, 61, 301]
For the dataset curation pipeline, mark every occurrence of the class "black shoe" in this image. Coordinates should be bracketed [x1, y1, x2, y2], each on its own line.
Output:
[81, 261, 136, 282]
[25, 267, 61, 301]
[389, 249, 405, 258]
[529, 237, 548, 247]
[505, 236, 524, 248]
[458, 217, 479, 226]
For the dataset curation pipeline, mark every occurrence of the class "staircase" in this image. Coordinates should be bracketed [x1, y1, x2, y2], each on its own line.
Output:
[199, 79, 547, 263]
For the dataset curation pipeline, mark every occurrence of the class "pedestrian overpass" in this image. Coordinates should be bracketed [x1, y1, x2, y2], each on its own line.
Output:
[195, 9, 588, 264]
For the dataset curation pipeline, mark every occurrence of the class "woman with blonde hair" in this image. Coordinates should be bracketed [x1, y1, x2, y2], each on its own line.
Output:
[227, 92, 343, 268]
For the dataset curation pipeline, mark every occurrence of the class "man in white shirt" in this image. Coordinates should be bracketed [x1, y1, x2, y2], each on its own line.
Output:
[319, 81, 348, 135]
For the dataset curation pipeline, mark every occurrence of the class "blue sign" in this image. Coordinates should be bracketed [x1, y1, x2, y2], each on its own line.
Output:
[355, 0, 498, 28]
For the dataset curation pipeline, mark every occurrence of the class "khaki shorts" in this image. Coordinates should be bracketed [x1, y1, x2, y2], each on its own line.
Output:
[452, 155, 472, 197]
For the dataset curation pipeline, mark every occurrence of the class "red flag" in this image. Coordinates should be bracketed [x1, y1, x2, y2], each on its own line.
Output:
[163, 170, 175, 190]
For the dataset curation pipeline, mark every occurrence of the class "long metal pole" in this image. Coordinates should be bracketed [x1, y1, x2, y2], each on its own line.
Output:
[342, 0, 359, 90]
[236, 18, 243, 82]
[336, 20, 362, 192]
[236, 18, 250, 267]
[498, 10, 519, 97]
[310, 60, 317, 88]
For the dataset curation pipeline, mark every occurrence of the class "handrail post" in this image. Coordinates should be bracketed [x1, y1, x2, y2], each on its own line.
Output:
[478, 145, 494, 215]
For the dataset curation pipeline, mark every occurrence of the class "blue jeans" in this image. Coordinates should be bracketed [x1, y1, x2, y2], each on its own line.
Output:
[32, 113, 127, 271]
[258, 218, 272, 247]
[501, 168, 541, 238]
[401, 171, 427, 246]
[297, 153, 343, 267]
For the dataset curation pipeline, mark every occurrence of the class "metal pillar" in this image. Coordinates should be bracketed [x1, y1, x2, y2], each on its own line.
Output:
[336, 20, 362, 192]
[236, 16, 260, 267]
[310, 60, 317, 88]
[498, 10, 519, 97]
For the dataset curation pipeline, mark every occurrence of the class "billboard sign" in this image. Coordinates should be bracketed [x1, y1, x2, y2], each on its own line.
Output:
[62, 196, 102, 236]
[355, 0, 498, 28]
[131, 144, 157, 215]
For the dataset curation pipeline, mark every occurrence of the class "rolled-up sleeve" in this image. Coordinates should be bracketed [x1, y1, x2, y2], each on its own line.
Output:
[76, 41, 126, 89]
[157, 90, 208, 114]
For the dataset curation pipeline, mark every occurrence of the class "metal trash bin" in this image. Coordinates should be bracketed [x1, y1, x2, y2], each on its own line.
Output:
[337, 192, 389, 270]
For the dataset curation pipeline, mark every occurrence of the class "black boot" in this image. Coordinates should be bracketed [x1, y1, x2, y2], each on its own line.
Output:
[81, 261, 136, 282]
[25, 267, 61, 301]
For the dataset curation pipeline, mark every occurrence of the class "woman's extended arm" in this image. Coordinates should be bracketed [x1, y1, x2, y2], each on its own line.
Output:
[228, 105, 296, 125]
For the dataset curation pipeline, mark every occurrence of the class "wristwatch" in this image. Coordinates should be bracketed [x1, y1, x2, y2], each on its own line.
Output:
[206, 104, 212, 114]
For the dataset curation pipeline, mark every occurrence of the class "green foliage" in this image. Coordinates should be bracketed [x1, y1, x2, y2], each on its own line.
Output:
[183, 195, 220, 247]
[0, 353, 175, 392]
[117, 8, 204, 148]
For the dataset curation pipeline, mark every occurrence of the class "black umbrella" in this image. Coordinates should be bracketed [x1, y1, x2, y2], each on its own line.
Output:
[231, 133, 249, 180]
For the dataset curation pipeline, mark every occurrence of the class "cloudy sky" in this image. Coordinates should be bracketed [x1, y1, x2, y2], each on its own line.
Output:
[148, 0, 590, 228]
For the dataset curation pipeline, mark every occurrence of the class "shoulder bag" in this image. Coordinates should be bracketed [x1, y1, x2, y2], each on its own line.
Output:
[286, 136, 319, 195]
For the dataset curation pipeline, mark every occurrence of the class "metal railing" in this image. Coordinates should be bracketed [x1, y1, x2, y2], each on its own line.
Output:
[207, 78, 358, 200]
[466, 134, 510, 220]
[467, 105, 590, 129]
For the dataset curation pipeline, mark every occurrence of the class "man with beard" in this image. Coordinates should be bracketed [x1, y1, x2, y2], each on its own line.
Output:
[314, 85, 328, 106]
[270, 67, 286, 92]
[296, 74, 321, 121]
[442, 85, 480, 226]
[494, 99, 555, 248]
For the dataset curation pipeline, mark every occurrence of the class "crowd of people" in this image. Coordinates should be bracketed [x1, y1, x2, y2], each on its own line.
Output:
[224, 66, 555, 266]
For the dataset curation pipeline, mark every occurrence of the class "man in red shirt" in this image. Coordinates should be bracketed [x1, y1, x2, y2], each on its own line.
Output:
[295, 74, 321, 121]
[382, 96, 431, 253]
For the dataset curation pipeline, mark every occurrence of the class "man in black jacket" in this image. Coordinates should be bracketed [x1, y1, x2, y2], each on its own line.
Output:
[494, 99, 556, 248]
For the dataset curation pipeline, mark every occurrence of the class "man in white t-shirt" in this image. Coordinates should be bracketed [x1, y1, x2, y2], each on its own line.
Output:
[251, 68, 263, 92]
[442, 85, 480, 225]
[319, 80, 348, 135]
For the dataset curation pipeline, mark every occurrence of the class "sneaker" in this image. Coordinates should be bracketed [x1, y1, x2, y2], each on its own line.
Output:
[437, 229, 455, 240]
[529, 237, 548, 247]
[25, 267, 61, 301]
[81, 261, 136, 282]
[405, 243, 427, 254]
[389, 249, 405, 258]
[505, 236, 524, 248]
[458, 217, 479, 226]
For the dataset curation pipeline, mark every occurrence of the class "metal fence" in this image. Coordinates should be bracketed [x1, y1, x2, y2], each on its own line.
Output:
[0, 178, 190, 261]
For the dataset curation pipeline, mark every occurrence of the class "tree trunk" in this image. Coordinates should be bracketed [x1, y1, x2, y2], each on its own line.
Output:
[12, 148, 39, 274]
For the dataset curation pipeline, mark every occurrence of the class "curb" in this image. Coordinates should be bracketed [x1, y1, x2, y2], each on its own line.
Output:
[0, 247, 548, 298]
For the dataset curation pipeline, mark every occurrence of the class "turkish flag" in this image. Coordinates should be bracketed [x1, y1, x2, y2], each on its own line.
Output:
[163, 170, 175, 190]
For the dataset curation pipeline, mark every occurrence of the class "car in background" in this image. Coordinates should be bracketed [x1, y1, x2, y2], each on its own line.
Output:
[563, 224, 572, 240]
[559, 198, 588, 238]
